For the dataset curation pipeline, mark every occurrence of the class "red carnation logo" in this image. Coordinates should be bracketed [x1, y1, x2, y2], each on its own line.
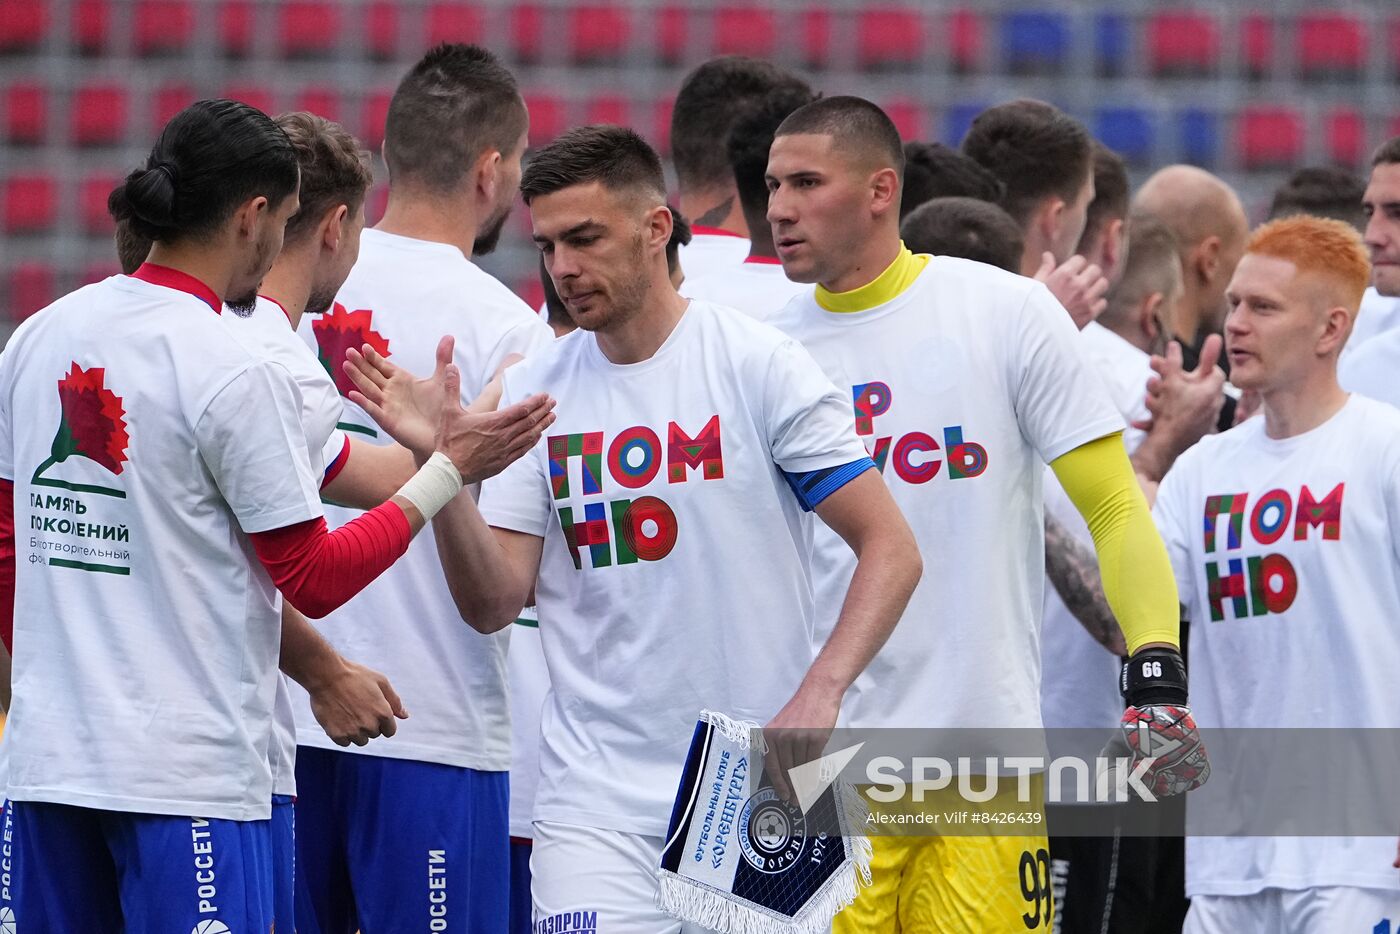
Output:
[313, 302, 390, 399]
[31, 363, 130, 498]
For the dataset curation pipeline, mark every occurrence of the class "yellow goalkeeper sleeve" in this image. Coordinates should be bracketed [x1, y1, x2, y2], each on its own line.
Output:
[1049, 432, 1180, 655]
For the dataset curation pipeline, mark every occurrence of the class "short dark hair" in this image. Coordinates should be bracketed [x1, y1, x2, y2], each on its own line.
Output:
[114, 218, 151, 274]
[1371, 136, 1400, 167]
[385, 43, 527, 194]
[1103, 211, 1182, 326]
[667, 206, 693, 275]
[276, 112, 374, 246]
[108, 99, 298, 245]
[961, 100, 1093, 227]
[520, 124, 666, 206]
[899, 141, 1004, 219]
[1078, 142, 1130, 251]
[1268, 165, 1366, 230]
[671, 57, 813, 193]
[900, 197, 1024, 273]
[776, 95, 905, 176]
[727, 86, 818, 223]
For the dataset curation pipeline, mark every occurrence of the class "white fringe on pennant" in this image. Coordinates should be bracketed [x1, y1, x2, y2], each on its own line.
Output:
[699, 708, 767, 752]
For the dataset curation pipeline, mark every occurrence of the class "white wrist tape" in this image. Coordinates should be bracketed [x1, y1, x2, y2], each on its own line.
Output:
[394, 451, 464, 521]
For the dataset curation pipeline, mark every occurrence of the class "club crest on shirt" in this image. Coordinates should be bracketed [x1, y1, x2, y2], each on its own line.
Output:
[1201, 484, 1344, 621]
[851, 381, 988, 484]
[312, 303, 390, 439]
[549, 416, 724, 570]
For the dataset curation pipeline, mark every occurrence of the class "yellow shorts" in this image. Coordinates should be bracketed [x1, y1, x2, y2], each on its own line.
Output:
[833, 781, 1052, 933]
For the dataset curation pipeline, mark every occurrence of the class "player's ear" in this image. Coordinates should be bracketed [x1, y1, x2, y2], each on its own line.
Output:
[322, 204, 349, 253]
[870, 168, 900, 217]
[1037, 196, 1066, 246]
[477, 149, 504, 201]
[1195, 235, 1223, 285]
[232, 195, 269, 243]
[1141, 291, 1166, 339]
[1318, 304, 1351, 356]
[646, 203, 674, 254]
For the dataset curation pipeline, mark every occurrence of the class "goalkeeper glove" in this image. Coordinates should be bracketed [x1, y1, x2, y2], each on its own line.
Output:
[1100, 647, 1210, 798]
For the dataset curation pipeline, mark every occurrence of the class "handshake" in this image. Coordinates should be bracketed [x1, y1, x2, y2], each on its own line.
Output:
[1101, 647, 1211, 798]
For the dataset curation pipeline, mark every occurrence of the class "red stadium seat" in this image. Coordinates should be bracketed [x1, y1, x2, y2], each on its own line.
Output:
[1238, 106, 1303, 171]
[221, 84, 276, 117]
[652, 97, 674, 155]
[1147, 11, 1221, 76]
[569, 4, 630, 63]
[656, 5, 689, 63]
[294, 87, 341, 123]
[882, 98, 925, 140]
[511, 3, 544, 63]
[1297, 13, 1366, 79]
[3, 173, 56, 233]
[946, 8, 984, 73]
[799, 8, 831, 68]
[359, 90, 392, 149]
[516, 274, 545, 313]
[363, 0, 398, 60]
[1241, 13, 1274, 78]
[426, 2, 483, 45]
[134, 0, 193, 55]
[71, 83, 126, 146]
[1325, 108, 1366, 167]
[7, 262, 56, 321]
[81, 259, 120, 286]
[0, 0, 48, 53]
[280, 1, 339, 58]
[152, 83, 192, 133]
[859, 7, 924, 69]
[80, 171, 120, 234]
[525, 93, 565, 147]
[70, 0, 109, 54]
[713, 6, 776, 58]
[4, 82, 46, 144]
[585, 94, 629, 128]
[218, 0, 255, 57]
[366, 184, 389, 226]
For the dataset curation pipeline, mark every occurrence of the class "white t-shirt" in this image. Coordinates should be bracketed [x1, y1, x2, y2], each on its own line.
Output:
[223, 296, 349, 798]
[1153, 394, 1400, 895]
[1341, 286, 1400, 356]
[677, 229, 749, 288]
[506, 606, 545, 839]
[1339, 324, 1400, 410]
[1040, 322, 1152, 731]
[682, 257, 809, 323]
[0, 274, 323, 821]
[768, 257, 1124, 732]
[295, 229, 553, 771]
[478, 299, 869, 836]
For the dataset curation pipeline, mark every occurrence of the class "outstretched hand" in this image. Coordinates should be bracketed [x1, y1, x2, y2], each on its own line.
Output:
[1036, 253, 1109, 330]
[344, 335, 454, 459]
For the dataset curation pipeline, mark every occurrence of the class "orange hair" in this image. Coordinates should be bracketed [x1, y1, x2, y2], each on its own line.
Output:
[1245, 215, 1370, 313]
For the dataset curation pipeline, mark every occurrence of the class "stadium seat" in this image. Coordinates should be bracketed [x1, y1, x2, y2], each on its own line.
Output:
[1094, 108, 1154, 167]
[7, 261, 56, 320]
[221, 84, 276, 117]
[366, 184, 388, 225]
[857, 7, 924, 69]
[218, 0, 255, 57]
[882, 98, 924, 141]
[72, 84, 126, 146]
[81, 260, 119, 286]
[293, 87, 341, 123]
[946, 8, 984, 73]
[511, 3, 544, 63]
[71, 0, 109, 54]
[134, 0, 193, 56]
[656, 5, 689, 63]
[1324, 108, 1366, 167]
[363, 0, 399, 60]
[1240, 13, 1274, 79]
[1146, 12, 1221, 76]
[1238, 106, 1304, 170]
[569, 4, 630, 63]
[0, 0, 47, 53]
[943, 101, 988, 147]
[1093, 12, 1130, 77]
[713, 6, 776, 58]
[525, 93, 565, 147]
[1177, 108, 1220, 167]
[1297, 13, 1366, 80]
[4, 82, 46, 144]
[359, 90, 392, 149]
[586, 94, 630, 128]
[426, 2, 483, 46]
[1002, 11, 1070, 75]
[280, 1, 339, 58]
[651, 97, 674, 155]
[515, 274, 545, 313]
[799, 8, 831, 68]
[3, 173, 57, 233]
[152, 83, 192, 133]
[80, 172, 120, 234]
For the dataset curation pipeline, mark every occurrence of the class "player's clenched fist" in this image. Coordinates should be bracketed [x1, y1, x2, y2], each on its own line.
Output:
[1101, 647, 1211, 798]
[307, 658, 408, 748]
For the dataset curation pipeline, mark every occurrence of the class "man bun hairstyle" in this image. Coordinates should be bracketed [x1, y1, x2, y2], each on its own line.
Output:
[108, 99, 297, 244]
[520, 124, 666, 206]
[275, 111, 374, 246]
[961, 99, 1093, 227]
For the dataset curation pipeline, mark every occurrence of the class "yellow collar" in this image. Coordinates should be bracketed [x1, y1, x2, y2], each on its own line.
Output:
[815, 243, 930, 313]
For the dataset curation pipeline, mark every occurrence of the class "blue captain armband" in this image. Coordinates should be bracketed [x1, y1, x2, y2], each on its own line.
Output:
[780, 457, 876, 512]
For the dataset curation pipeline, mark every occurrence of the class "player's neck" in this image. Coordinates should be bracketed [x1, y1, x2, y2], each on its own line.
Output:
[257, 258, 312, 330]
[1172, 288, 1205, 347]
[1260, 371, 1348, 439]
[744, 213, 778, 260]
[596, 276, 689, 365]
[143, 243, 241, 305]
[679, 188, 746, 236]
[375, 192, 480, 261]
[820, 236, 905, 297]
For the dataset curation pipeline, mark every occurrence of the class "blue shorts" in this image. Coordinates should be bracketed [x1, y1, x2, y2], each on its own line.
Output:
[510, 837, 533, 934]
[6, 798, 274, 933]
[271, 794, 295, 930]
[294, 746, 509, 933]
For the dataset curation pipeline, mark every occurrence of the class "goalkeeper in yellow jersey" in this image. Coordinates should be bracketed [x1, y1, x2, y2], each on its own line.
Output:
[763, 95, 1208, 933]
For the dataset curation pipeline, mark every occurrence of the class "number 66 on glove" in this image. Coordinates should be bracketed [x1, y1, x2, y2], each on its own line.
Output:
[1099, 647, 1211, 798]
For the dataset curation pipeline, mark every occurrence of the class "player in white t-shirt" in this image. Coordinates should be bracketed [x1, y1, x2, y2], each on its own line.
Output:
[1153, 216, 1400, 932]
[343, 124, 923, 934]
[0, 99, 550, 932]
[670, 57, 813, 286]
[683, 86, 813, 321]
[763, 96, 1207, 933]
[284, 46, 557, 934]
[1340, 137, 1400, 390]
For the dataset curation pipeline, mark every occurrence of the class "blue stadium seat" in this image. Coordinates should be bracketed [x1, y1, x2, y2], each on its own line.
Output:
[1094, 108, 1153, 167]
[943, 102, 988, 146]
[1093, 12, 1130, 77]
[1002, 11, 1070, 74]
[1176, 109, 1219, 167]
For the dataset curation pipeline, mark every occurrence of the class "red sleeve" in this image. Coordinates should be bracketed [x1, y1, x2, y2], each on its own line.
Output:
[0, 479, 13, 654]
[249, 500, 411, 619]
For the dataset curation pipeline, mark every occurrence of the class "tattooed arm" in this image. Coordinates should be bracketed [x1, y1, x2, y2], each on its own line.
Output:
[1044, 511, 1127, 656]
